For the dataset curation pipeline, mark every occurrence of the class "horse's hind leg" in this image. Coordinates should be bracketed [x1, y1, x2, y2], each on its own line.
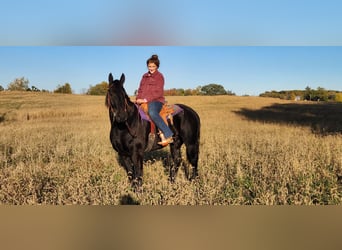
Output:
[169, 142, 182, 182]
[185, 142, 199, 180]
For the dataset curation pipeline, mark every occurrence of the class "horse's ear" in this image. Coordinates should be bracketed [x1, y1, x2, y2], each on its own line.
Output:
[120, 73, 125, 85]
[108, 73, 114, 84]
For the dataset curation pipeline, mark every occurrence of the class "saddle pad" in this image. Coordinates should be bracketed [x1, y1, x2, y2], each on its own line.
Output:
[137, 104, 183, 122]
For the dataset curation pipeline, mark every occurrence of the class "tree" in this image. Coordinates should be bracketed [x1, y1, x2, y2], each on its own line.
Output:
[184, 89, 193, 96]
[164, 88, 177, 96]
[304, 86, 314, 101]
[87, 81, 109, 95]
[226, 90, 236, 96]
[0, 85, 4, 91]
[314, 87, 328, 101]
[30, 86, 40, 92]
[7, 77, 29, 91]
[54, 83, 72, 94]
[201, 84, 227, 95]
[335, 93, 342, 103]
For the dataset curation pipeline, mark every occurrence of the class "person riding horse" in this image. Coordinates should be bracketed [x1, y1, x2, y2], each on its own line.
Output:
[135, 54, 174, 146]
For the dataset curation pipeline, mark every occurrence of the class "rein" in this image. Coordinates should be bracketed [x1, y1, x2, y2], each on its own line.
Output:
[125, 121, 137, 138]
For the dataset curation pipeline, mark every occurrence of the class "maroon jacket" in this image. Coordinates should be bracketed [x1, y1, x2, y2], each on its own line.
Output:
[136, 70, 165, 103]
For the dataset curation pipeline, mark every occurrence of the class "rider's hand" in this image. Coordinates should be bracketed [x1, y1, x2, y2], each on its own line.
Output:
[136, 98, 147, 104]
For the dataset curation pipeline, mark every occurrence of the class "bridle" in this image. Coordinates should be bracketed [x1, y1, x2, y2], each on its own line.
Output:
[107, 85, 129, 117]
[107, 85, 137, 138]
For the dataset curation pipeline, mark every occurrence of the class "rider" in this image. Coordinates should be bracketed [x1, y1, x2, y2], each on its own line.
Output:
[136, 54, 174, 146]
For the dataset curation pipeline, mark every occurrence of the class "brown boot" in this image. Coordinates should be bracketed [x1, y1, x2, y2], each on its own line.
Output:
[158, 133, 173, 146]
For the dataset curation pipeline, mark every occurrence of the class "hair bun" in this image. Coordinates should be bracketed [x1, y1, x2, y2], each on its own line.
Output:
[146, 54, 160, 68]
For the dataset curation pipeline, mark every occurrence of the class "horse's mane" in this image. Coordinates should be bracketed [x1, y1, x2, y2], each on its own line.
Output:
[105, 92, 110, 108]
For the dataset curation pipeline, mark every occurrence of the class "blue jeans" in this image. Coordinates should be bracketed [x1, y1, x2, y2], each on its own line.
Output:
[148, 101, 173, 138]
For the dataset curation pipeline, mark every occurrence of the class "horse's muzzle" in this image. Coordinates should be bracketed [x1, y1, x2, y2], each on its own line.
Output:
[114, 113, 128, 123]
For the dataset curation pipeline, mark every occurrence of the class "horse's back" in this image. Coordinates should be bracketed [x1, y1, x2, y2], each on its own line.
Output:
[176, 103, 200, 124]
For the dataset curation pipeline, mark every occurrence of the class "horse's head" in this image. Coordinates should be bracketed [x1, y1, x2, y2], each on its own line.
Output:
[106, 73, 130, 123]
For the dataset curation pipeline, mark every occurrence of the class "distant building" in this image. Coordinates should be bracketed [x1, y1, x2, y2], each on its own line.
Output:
[294, 96, 301, 101]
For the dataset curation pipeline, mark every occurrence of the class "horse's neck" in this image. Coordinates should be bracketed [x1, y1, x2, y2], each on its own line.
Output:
[126, 101, 139, 123]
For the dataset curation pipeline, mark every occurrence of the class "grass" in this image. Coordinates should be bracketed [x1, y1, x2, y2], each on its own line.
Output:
[1, 91, 341, 204]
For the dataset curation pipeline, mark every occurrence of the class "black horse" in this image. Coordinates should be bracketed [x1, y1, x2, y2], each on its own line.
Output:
[105, 73, 200, 187]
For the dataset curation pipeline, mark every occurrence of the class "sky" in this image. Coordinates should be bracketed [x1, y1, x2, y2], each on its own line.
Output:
[1, 46, 341, 96]
[1, 0, 342, 95]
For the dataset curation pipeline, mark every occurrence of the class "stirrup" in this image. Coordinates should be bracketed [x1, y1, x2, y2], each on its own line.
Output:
[158, 137, 174, 146]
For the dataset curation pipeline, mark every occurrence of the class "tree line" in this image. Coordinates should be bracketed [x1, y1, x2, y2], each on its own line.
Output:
[89, 82, 236, 96]
[1, 77, 235, 96]
[0, 77, 73, 94]
[3, 77, 340, 102]
[259, 86, 342, 102]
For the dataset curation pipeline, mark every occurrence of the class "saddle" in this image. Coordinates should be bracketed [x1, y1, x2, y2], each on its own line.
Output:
[137, 102, 183, 151]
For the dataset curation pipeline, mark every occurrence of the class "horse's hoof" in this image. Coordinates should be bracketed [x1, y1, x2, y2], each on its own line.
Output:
[131, 178, 143, 192]
[189, 174, 199, 182]
[168, 176, 176, 183]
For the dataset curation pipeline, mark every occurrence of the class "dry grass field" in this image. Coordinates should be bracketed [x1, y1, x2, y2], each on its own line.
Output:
[1, 91, 341, 204]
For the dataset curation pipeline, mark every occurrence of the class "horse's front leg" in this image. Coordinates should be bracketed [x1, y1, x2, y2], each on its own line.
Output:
[120, 155, 134, 183]
[130, 148, 144, 188]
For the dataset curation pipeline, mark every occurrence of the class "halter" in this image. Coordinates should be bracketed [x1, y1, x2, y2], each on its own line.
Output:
[107, 86, 137, 138]
[107, 84, 128, 115]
